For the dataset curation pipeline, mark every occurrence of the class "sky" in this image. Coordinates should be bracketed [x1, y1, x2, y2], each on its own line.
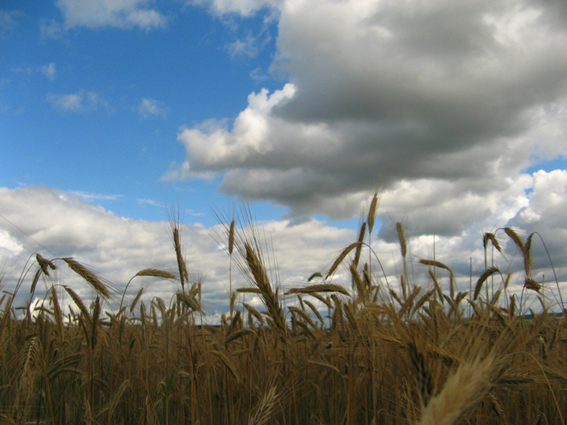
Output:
[1, 0, 567, 320]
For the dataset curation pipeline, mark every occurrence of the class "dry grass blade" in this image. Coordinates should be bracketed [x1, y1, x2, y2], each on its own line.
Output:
[135, 269, 177, 280]
[326, 242, 360, 280]
[474, 267, 500, 300]
[62, 258, 110, 299]
[286, 284, 349, 297]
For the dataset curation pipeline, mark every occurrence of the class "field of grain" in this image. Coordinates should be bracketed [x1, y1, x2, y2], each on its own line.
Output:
[1, 195, 565, 425]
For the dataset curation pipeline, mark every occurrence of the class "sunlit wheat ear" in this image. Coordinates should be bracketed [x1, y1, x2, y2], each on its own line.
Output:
[244, 243, 287, 341]
[420, 259, 454, 298]
[285, 284, 350, 297]
[225, 328, 257, 346]
[367, 192, 379, 234]
[288, 306, 317, 330]
[229, 292, 237, 314]
[352, 222, 366, 268]
[50, 285, 64, 332]
[418, 354, 498, 425]
[176, 291, 201, 312]
[64, 286, 91, 325]
[350, 263, 366, 301]
[396, 222, 407, 259]
[407, 341, 434, 409]
[36, 253, 57, 275]
[16, 336, 42, 412]
[326, 242, 360, 279]
[243, 303, 264, 325]
[483, 232, 502, 253]
[304, 299, 325, 326]
[211, 350, 240, 383]
[62, 257, 110, 299]
[135, 268, 177, 279]
[228, 219, 235, 255]
[31, 254, 57, 296]
[524, 233, 534, 276]
[248, 385, 278, 425]
[172, 227, 189, 289]
[308, 272, 323, 282]
[237, 287, 262, 294]
[130, 287, 144, 313]
[473, 266, 501, 300]
[524, 278, 542, 292]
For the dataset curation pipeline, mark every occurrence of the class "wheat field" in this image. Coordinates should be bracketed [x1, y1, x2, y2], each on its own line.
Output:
[1, 194, 566, 425]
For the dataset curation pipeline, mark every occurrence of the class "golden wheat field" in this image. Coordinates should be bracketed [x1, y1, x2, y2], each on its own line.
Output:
[1, 195, 566, 425]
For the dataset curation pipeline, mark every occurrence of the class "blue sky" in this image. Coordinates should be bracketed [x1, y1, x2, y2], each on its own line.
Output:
[2, 0, 285, 224]
[2, 0, 567, 318]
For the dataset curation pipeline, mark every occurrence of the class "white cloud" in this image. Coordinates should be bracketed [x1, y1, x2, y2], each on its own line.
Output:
[138, 98, 168, 119]
[0, 186, 357, 317]
[192, 0, 281, 17]
[68, 190, 122, 202]
[41, 63, 56, 81]
[166, 0, 567, 236]
[137, 198, 162, 207]
[47, 90, 111, 112]
[0, 10, 23, 39]
[54, 0, 166, 30]
[226, 34, 259, 58]
[47, 93, 82, 111]
[2, 184, 564, 317]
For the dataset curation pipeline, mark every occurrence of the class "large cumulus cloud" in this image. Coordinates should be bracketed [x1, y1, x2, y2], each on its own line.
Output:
[166, 0, 567, 230]
[0, 186, 355, 317]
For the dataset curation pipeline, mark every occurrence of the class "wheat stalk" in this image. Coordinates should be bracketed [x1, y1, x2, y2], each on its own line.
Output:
[62, 258, 110, 298]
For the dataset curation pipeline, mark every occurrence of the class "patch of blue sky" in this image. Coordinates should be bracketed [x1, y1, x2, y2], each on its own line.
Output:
[523, 157, 567, 175]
